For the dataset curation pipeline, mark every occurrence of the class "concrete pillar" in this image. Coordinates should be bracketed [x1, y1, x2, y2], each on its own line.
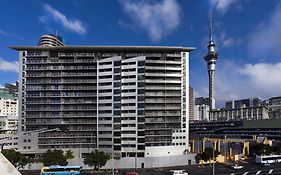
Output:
[214, 140, 217, 151]
[217, 139, 221, 153]
[202, 140, 205, 152]
[243, 141, 249, 156]
[192, 140, 195, 152]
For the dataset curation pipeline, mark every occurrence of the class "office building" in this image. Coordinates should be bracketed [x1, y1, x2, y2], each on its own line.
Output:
[12, 45, 194, 162]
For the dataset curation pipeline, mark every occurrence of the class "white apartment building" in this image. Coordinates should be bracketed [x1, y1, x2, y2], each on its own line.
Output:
[12, 45, 195, 167]
[0, 90, 18, 150]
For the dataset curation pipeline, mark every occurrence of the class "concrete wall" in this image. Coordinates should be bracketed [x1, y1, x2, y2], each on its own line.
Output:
[145, 145, 187, 157]
[102, 153, 196, 169]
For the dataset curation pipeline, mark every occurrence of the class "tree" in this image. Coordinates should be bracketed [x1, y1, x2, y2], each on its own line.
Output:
[195, 153, 202, 164]
[1, 149, 31, 169]
[251, 143, 274, 156]
[41, 149, 74, 166]
[83, 149, 110, 170]
[65, 149, 74, 160]
[201, 147, 219, 162]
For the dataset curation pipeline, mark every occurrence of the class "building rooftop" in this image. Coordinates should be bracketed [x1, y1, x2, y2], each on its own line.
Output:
[11, 45, 195, 52]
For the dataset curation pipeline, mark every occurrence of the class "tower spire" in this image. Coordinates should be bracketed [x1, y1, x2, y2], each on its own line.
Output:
[209, 16, 213, 43]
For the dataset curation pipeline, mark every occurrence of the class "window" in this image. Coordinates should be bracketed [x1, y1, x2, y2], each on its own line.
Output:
[114, 61, 121, 66]
[138, 89, 145, 94]
[114, 75, 121, 80]
[114, 96, 121, 101]
[114, 110, 121, 115]
[114, 68, 121, 73]
[114, 89, 121, 94]
[138, 68, 145, 73]
[138, 61, 145, 67]
[138, 110, 144, 115]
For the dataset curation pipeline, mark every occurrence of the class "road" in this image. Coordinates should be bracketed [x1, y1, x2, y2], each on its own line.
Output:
[20, 163, 281, 175]
[117, 163, 281, 175]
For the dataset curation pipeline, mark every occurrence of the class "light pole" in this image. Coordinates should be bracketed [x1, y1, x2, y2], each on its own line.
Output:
[212, 142, 215, 175]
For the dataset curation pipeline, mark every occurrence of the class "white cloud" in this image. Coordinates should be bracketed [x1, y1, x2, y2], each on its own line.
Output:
[219, 31, 241, 48]
[196, 60, 281, 103]
[0, 29, 23, 40]
[208, 0, 238, 14]
[214, 61, 281, 101]
[0, 58, 19, 73]
[248, 2, 281, 55]
[119, 0, 181, 42]
[41, 4, 86, 35]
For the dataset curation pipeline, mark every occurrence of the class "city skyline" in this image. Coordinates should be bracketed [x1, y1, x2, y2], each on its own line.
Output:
[1, 0, 281, 103]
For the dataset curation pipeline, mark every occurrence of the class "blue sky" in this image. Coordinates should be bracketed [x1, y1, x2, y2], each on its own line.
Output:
[1, 0, 281, 104]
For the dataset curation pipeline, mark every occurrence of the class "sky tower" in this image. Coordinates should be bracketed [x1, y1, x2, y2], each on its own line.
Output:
[204, 18, 218, 118]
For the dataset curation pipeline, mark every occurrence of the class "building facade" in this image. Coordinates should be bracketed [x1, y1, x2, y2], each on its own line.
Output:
[0, 86, 19, 150]
[38, 34, 65, 47]
[268, 96, 281, 119]
[225, 97, 261, 109]
[12, 46, 194, 159]
[189, 86, 194, 121]
[210, 105, 269, 121]
[194, 97, 209, 121]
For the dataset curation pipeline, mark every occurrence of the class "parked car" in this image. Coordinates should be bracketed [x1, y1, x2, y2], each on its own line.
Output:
[263, 163, 272, 167]
[231, 164, 243, 169]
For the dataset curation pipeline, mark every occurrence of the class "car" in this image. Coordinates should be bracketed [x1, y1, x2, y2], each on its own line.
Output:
[263, 163, 272, 167]
[170, 170, 189, 175]
[231, 165, 243, 169]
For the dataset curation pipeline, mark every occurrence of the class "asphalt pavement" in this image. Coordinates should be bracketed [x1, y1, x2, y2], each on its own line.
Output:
[20, 163, 281, 175]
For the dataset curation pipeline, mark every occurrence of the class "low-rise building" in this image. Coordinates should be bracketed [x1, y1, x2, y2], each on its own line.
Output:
[210, 105, 268, 121]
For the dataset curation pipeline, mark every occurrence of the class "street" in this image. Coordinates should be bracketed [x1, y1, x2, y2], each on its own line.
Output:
[20, 163, 281, 175]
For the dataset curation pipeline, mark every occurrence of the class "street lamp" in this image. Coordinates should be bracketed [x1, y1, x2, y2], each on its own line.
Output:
[212, 142, 215, 175]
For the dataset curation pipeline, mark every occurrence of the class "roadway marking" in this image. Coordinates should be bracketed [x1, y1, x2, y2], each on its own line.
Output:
[256, 170, 261, 174]
[242, 172, 249, 175]
[268, 169, 273, 174]
[230, 173, 235, 175]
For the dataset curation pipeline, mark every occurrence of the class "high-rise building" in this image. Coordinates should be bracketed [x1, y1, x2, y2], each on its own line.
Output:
[195, 97, 209, 106]
[194, 97, 210, 121]
[189, 86, 194, 121]
[12, 45, 194, 161]
[204, 18, 218, 117]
